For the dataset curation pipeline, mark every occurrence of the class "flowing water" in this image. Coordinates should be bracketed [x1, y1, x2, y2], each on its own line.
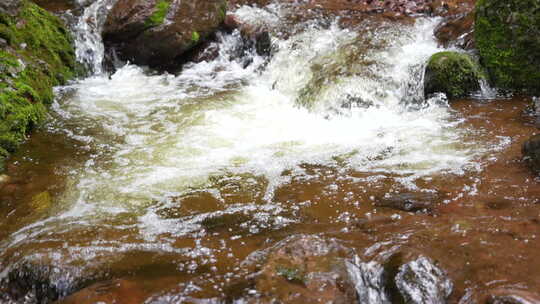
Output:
[0, 2, 539, 303]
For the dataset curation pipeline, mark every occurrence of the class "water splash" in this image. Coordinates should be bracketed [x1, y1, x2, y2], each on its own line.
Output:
[72, 0, 117, 74]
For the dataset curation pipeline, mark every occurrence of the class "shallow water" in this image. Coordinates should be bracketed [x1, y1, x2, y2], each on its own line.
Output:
[0, 2, 539, 303]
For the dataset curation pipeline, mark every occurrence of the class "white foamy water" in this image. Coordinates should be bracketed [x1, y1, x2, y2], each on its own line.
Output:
[48, 13, 485, 217]
[1, 6, 492, 259]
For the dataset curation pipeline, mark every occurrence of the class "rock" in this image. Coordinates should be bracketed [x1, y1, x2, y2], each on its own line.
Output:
[522, 134, 540, 175]
[475, 0, 540, 94]
[56, 279, 148, 304]
[375, 192, 438, 213]
[434, 12, 475, 49]
[395, 256, 453, 304]
[486, 288, 540, 304]
[0, 0, 21, 16]
[103, 0, 227, 69]
[533, 97, 540, 128]
[240, 234, 359, 303]
[424, 51, 484, 100]
[0, 261, 81, 303]
[0, 174, 10, 185]
[32, 0, 76, 13]
[30, 191, 52, 212]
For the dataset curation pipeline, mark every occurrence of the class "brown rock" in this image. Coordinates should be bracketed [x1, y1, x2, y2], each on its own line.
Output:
[523, 134, 540, 175]
[103, 0, 227, 69]
[241, 234, 358, 304]
[57, 279, 148, 304]
[435, 11, 475, 49]
[486, 288, 540, 304]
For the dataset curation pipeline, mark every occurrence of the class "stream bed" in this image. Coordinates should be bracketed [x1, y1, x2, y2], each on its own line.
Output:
[0, 2, 539, 303]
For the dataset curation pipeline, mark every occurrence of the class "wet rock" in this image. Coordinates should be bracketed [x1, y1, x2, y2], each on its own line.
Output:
[475, 0, 540, 94]
[33, 0, 76, 13]
[434, 11, 475, 49]
[30, 191, 52, 212]
[395, 256, 453, 304]
[532, 97, 540, 128]
[103, 0, 227, 69]
[0, 174, 10, 185]
[224, 14, 273, 57]
[486, 288, 540, 304]
[57, 279, 148, 304]
[424, 51, 484, 100]
[241, 234, 359, 303]
[0, 261, 81, 303]
[522, 134, 540, 175]
[0, 0, 21, 16]
[375, 193, 438, 213]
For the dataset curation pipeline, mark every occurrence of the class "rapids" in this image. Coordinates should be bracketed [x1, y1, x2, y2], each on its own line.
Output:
[0, 1, 539, 303]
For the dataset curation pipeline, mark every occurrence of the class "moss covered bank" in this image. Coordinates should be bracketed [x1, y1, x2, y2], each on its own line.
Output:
[475, 0, 540, 94]
[0, 0, 77, 170]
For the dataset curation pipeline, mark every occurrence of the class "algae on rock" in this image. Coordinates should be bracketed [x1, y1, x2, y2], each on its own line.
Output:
[475, 0, 540, 94]
[424, 51, 484, 100]
[0, 0, 77, 170]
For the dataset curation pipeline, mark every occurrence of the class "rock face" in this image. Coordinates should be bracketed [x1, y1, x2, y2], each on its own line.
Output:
[103, 0, 227, 69]
[475, 0, 540, 94]
[523, 134, 540, 175]
[0, 0, 77, 170]
[424, 51, 483, 100]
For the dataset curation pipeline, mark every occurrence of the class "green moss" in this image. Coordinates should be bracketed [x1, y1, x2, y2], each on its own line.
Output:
[475, 0, 540, 94]
[424, 51, 484, 100]
[276, 266, 305, 284]
[0, 0, 77, 170]
[145, 0, 170, 28]
[191, 31, 200, 43]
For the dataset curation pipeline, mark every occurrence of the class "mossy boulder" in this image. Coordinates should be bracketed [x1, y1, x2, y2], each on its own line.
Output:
[475, 0, 540, 94]
[0, 0, 77, 170]
[424, 51, 484, 100]
[103, 0, 227, 69]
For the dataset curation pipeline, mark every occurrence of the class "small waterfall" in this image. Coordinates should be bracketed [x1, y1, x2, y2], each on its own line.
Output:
[72, 0, 117, 74]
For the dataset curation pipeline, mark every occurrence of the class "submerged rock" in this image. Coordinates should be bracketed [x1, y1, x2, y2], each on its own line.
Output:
[395, 256, 453, 304]
[475, 0, 540, 94]
[240, 234, 359, 303]
[375, 192, 438, 213]
[486, 288, 540, 304]
[522, 134, 540, 175]
[57, 279, 148, 304]
[424, 51, 483, 100]
[103, 0, 227, 69]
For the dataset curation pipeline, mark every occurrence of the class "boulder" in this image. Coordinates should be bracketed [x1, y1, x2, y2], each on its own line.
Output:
[522, 134, 540, 175]
[103, 0, 227, 69]
[424, 51, 484, 100]
[475, 0, 540, 94]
